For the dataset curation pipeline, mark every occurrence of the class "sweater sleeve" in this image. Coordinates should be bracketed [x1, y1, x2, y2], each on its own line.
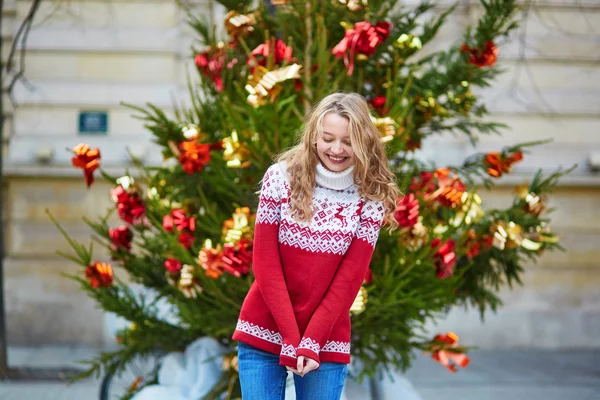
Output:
[252, 163, 301, 367]
[295, 199, 386, 365]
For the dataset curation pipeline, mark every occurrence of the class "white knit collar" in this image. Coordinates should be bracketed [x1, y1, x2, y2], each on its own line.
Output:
[315, 162, 355, 190]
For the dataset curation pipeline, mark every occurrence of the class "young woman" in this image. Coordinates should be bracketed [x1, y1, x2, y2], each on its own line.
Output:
[232, 92, 400, 399]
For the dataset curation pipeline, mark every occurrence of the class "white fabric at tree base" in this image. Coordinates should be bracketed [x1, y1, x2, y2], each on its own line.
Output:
[130, 337, 228, 400]
[130, 337, 422, 400]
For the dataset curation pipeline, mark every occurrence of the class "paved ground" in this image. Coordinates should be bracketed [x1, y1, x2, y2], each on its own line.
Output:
[1, 346, 599, 400]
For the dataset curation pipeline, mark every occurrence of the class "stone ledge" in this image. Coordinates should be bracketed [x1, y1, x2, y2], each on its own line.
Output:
[24, 27, 182, 53]
[12, 81, 184, 108]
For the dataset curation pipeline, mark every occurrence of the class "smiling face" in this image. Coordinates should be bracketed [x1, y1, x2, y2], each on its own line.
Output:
[316, 112, 355, 172]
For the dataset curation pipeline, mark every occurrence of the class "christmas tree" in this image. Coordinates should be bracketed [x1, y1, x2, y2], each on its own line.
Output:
[51, 0, 569, 398]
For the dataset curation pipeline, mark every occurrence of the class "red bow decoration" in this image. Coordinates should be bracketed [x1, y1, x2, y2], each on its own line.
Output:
[461, 41, 498, 67]
[163, 209, 196, 233]
[248, 39, 294, 70]
[163, 209, 196, 249]
[431, 238, 456, 279]
[164, 258, 182, 274]
[332, 21, 391, 75]
[369, 95, 389, 116]
[109, 226, 133, 252]
[178, 140, 212, 174]
[85, 261, 114, 288]
[195, 46, 227, 92]
[71, 143, 101, 187]
[429, 332, 470, 372]
[394, 193, 420, 228]
[221, 239, 253, 277]
[485, 151, 523, 178]
[409, 171, 436, 197]
[110, 186, 146, 225]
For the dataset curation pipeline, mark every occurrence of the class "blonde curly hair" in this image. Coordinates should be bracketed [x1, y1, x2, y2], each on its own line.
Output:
[277, 92, 400, 230]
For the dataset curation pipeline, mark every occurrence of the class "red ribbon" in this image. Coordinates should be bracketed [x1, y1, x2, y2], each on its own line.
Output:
[195, 48, 227, 92]
[109, 225, 133, 251]
[164, 258, 182, 274]
[221, 239, 252, 277]
[461, 41, 498, 67]
[111, 187, 145, 225]
[332, 21, 391, 75]
[394, 193, 420, 228]
[431, 238, 456, 279]
[163, 209, 196, 249]
[249, 39, 294, 69]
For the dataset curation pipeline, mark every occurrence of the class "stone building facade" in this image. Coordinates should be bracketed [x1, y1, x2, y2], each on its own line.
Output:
[2, 0, 599, 347]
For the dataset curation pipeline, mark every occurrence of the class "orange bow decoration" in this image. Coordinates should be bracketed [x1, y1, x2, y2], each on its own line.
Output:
[71, 143, 101, 187]
[85, 261, 114, 288]
[425, 168, 466, 208]
[198, 239, 224, 279]
[428, 332, 470, 373]
[485, 151, 523, 178]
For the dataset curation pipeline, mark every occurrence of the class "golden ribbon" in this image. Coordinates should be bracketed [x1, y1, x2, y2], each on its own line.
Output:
[491, 221, 542, 251]
[178, 264, 201, 298]
[515, 184, 545, 216]
[224, 10, 257, 38]
[372, 116, 399, 143]
[350, 286, 368, 315]
[395, 33, 422, 53]
[451, 192, 483, 226]
[223, 131, 251, 168]
[223, 207, 254, 244]
[246, 64, 302, 108]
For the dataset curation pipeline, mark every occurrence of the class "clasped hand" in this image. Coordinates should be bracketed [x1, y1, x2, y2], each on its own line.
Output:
[285, 355, 319, 377]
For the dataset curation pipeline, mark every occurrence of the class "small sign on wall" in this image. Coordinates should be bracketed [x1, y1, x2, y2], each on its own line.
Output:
[79, 111, 108, 134]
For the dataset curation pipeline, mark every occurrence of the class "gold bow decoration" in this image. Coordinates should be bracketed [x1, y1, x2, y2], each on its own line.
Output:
[451, 192, 483, 226]
[222, 131, 251, 168]
[514, 184, 545, 216]
[372, 116, 401, 143]
[350, 286, 368, 315]
[490, 221, 542, 251]
[394, 33, 422, 59]
[224, 10, 257, 39]
[222, 207, 254, 244]
[246, 64, 302, 108]
[166, 264, 202, 298]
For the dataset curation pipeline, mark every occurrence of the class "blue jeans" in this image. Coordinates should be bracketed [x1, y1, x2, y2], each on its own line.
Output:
[237, 342, 347, 400]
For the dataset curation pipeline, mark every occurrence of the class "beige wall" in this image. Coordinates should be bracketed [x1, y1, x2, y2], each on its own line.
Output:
[2, 0, 600, 346]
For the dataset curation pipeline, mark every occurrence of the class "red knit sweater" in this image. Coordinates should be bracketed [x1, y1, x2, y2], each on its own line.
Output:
[232, 162, 385, 368]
